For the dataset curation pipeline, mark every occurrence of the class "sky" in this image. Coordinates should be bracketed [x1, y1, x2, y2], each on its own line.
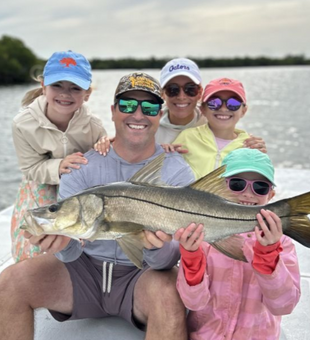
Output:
[1, 0, 310, 61]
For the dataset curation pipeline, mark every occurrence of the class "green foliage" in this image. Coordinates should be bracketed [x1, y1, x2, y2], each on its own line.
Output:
[90, 55, 310, 70]
[0, 35, 42, 85]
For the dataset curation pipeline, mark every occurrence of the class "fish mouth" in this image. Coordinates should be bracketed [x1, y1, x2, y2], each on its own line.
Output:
[23, 211, 54, 234]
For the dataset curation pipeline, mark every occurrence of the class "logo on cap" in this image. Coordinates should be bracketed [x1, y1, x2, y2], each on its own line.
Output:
[60, 57, 77, 68]
[129, 75, 156, 91]
[169, 64, 190, 72]
[218, 78, 233, 85]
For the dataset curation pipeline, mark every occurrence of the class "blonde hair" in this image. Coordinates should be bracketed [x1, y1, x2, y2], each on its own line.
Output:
[21, 75, 44, 107]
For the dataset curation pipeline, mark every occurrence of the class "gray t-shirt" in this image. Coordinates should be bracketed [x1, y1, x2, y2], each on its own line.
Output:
[56, 144, 195, 269]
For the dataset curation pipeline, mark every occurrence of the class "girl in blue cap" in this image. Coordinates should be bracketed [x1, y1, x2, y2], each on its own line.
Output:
[175, 148, 300, 340]
[11, 50, 107, 262]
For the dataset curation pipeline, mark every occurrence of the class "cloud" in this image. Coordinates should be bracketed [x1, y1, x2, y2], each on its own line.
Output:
[0, 0, 309, 59]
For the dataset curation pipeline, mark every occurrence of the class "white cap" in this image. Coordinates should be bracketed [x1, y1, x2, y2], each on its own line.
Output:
[160, 58, 202, 88]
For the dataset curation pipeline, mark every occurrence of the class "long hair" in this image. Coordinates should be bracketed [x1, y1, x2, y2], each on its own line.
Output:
[21, 75, 44, 107]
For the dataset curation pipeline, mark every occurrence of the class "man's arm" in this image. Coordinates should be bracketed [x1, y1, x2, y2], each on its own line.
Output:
[143, 239, 181, 269]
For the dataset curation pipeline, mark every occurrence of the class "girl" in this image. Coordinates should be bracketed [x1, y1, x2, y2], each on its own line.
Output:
[175, 148, 300, 340]
[11, 50, 107, 262]
[173, 77, 267, 179]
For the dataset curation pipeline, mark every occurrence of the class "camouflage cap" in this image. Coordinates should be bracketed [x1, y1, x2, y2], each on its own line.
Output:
[114, 72, 164, 104]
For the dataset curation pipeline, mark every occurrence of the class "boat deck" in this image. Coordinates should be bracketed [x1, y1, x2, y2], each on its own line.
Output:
[1, 168, 310, 339]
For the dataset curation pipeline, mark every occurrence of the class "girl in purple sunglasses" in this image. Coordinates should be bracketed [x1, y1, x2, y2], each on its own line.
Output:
[173, 77, 266, 180]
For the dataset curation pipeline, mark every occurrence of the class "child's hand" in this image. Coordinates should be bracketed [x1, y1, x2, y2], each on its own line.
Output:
[255, 209, 283, 246]
[59, 152, 88, 175]
[174, 223, 204, 252]
[244, 134, 267, 153]
[94, 136, 115, 156]
[161, 143, 189, 154]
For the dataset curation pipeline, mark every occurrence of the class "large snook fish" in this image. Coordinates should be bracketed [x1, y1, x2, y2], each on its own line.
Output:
[23, 154, 310, 268]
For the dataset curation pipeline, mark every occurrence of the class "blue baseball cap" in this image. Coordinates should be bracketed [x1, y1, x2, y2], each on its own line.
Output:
[221, 149, 276, 185]
[43, 50, 92, 90]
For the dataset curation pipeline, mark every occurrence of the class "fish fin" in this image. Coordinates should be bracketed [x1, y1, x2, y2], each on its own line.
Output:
[129, 153, 170, 187]
[87, 221, 144, 241]
[190, 165, 239, 203]
[211, 235, 247, 262]
[279, 191, 310, 247]
[117, 232, 146, 269]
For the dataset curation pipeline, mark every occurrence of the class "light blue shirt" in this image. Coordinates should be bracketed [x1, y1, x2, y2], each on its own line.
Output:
[56, 144, 195, 269]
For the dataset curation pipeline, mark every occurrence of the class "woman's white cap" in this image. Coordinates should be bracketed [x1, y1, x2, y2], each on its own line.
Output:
[160, 58, 202, 87]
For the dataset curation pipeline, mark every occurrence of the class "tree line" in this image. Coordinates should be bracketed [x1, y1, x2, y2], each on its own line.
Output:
[1, 35, 310, 85]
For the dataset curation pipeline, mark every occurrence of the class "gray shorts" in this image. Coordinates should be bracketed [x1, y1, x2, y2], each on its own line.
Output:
[49, 253, 149, 328]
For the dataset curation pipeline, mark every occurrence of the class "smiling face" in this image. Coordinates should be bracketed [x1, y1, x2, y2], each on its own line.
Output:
[111, 90, 162, 159]
[227, 171, 275, 206]
[201, 90, 247, 139]
[162, 75, 202, 125]
[43, 81, 90, 120]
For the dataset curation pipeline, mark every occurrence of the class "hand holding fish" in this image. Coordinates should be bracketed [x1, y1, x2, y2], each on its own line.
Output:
[161, 143, 189, 154]
[243, 134, 267, 153]
[174, 223, 204, 252]
[255, 209, 283, 246]
[24, 231, 71, 254]
[59, 152, 88, 175]
[143, 230, 172, 249]
[94, 136, 114, 156]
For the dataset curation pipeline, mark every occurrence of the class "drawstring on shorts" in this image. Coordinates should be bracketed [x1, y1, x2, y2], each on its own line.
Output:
[102, 261, 114, 294]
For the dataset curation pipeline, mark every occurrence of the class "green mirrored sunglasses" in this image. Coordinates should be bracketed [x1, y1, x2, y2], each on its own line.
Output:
[116, 98, 161, 116]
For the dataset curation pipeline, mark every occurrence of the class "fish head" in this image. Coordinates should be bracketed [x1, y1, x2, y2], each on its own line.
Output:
[23, 194, 104, 240]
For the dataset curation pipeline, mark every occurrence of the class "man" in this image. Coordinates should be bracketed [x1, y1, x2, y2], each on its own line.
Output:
[0, 72, 195, 340]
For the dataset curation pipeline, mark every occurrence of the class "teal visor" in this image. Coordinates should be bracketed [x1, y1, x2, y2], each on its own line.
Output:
[117, 98, 161, 116]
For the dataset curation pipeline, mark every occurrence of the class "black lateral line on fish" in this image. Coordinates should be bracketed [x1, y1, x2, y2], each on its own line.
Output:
[104, 194, 259, 222]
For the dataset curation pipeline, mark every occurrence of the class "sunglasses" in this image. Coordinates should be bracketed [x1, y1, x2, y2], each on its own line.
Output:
[164, 83, 200, 98]
[206, 97, 243, 112]
[226, 177, 273, 196]
[116, 98, 161, 117]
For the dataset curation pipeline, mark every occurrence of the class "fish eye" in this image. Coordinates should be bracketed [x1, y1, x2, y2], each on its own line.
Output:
[49, 204, 59, 213]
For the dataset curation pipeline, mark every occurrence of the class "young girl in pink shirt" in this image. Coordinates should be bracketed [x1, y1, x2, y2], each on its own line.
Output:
[174, 148, 300, 340]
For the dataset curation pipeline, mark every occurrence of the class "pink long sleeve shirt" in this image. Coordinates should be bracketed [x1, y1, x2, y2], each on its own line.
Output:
[176, 234, 301, 340]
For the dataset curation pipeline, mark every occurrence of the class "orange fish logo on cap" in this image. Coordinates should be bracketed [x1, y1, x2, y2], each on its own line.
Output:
[60, 57, 77, 67]
[218, 78, 233, 85]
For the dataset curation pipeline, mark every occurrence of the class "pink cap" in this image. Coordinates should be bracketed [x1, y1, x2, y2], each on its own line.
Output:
[202, 78, 246, 103]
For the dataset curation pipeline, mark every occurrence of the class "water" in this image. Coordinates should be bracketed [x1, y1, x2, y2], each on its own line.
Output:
[1, 66, 310, 210]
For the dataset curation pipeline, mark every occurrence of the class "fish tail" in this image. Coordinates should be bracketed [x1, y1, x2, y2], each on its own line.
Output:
[284, 191, 310, 247]
[285, 215, 310, 247]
